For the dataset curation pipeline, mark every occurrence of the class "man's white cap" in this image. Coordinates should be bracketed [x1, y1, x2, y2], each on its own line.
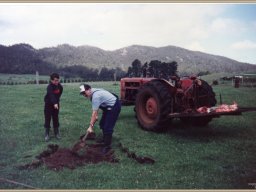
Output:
[80, 84, 91, 94]
[79, 85, 85, 94]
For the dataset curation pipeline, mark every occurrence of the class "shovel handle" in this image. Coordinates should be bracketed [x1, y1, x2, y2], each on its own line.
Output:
[81, 131, 90, 142]
[82, 119, 97, 142]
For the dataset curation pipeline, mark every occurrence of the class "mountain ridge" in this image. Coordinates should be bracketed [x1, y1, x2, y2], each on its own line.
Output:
[0, 43, 255, 75]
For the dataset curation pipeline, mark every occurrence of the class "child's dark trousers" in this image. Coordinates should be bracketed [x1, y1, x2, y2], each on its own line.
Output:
[44, 103, 59, 135]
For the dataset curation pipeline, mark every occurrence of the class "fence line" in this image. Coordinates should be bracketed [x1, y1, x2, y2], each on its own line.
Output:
[0, 79, 119, 85]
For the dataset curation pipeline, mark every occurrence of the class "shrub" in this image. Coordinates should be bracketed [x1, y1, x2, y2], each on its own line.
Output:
[212, 80, 219, 85]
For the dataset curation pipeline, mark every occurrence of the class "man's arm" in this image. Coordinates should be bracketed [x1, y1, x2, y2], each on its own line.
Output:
[87, 110, 98, 133]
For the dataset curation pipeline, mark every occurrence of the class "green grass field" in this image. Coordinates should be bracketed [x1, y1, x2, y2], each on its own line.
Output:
[0, 81, 256, 189]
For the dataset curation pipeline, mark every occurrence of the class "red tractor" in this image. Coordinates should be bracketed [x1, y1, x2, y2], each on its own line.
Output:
[120, 76, 254, 132]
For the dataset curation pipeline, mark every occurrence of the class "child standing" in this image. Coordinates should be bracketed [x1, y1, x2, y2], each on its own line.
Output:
[44, 73, 63, 141]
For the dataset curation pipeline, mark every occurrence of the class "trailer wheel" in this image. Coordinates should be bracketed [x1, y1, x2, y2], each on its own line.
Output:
[135, 80, 173, 132]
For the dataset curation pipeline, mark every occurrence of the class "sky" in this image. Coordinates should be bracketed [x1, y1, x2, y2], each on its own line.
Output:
[0, 3, 256, 64]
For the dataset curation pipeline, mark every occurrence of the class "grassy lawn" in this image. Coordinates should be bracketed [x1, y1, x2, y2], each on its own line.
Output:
[0, 81, 255, 189]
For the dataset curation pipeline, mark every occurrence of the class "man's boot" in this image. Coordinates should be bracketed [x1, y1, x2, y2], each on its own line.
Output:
[96, 131, 104, 144]
[96, 137, 104, 144]
[102, 134, 112, 154]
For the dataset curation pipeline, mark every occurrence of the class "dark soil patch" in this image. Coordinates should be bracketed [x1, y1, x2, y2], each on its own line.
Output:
[44, 144, 118, 171]
[23, 155, 33, 158]
[118, 143, 155, 164]
[18, 143, 118, 171]
[18, 134, 155, 171]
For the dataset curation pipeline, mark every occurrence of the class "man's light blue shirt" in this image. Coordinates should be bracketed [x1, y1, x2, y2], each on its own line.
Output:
[91, 88, 116, 111]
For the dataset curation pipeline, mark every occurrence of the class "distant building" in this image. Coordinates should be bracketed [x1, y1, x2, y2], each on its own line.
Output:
[233, 74, 256, 87]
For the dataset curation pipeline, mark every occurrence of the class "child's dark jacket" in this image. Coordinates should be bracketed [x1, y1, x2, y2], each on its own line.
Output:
[44, 83, 63, 105]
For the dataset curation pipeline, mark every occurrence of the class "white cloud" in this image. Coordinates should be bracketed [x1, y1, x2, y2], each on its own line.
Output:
[210, 17, 246, 35]
[231, 40, 256, 50]
[0, 3, 223, 50]
[184, 41, 205, 52]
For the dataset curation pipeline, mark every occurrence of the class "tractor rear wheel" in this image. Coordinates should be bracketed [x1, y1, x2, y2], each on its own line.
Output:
[135, 80, 173, 132]
[180, 80, 216, 126]
[197, 79, 217, 107]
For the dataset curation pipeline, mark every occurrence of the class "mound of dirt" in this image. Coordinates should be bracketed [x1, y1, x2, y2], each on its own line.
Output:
[18, 144, 119, 171]
[45, 144, 118, 171]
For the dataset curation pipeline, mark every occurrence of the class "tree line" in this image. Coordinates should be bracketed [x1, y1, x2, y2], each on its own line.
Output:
[127, 59, 178, 80]
[62, 59, 179, 81]
[59, 65, 126, 81]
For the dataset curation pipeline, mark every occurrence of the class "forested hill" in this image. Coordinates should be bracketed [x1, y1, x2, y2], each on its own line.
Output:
[0, 44, 55, 74]
[0, 43, 256, 75]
